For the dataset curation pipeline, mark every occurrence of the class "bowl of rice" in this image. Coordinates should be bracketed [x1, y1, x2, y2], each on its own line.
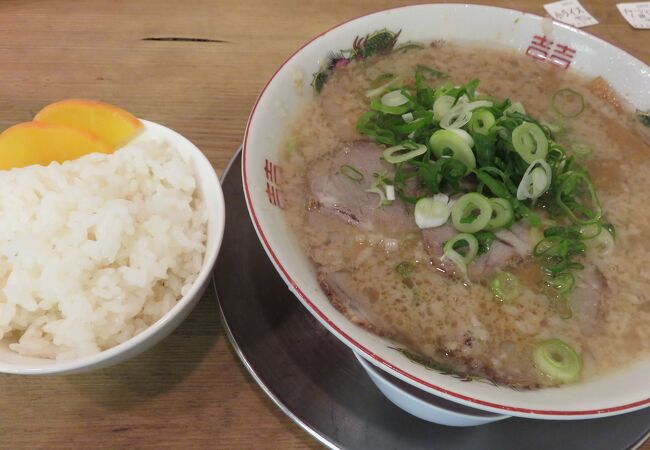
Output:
[0, 119, 224, 375]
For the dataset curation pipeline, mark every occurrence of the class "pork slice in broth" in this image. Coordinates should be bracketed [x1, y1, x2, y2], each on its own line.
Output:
[421, 223, 457, 274]
[319, 270, 392, 333]
[308, 141, 418, 235]
[421, 223, 456, 257]
[470, 223, 534, 281]
[422, 221, 533, 282]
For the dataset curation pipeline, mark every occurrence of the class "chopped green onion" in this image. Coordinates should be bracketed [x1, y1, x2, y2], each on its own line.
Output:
[365, 74, 401, 98]
[603, 222, 616, 239]
[570, 142, 592, 159]
[504, 101, 526, 115]
[545, 272, 575, 295]
[532, 168, 548, 192]
[468, 109, 495, 135]
[474, 168, 511, 198]
[552, 88, 584, 118]
[449, 129, 474, 147]
[546, 144, 566, 164]
[416, 158, 467, 194]
[383, 142, 427, 164]
[463, 100, 493, 111]
[371, 98, 410, 115]
[444, 233, 479, 264]
[386, 184, 396, 201]
[381, 90, 409, 107]
[512, 122, 549, 163]
[590, 227, 615, 255]
[533, 227, 586, 281]
[489, 271, 522, 302]
[442, 233, 479, 279]
[339, 164, 364, 182]
[440, 103, 473, 130]
[366, 173, 391, 207]
[415, 194, 451, 229]
[433, 82, 453, 100]
[401, 112, 414, 123]
[556, 171, 602, 225]
[486, 197, 514, 230]
[356, 110, 397, 144]
[451, 193, 493, 233]
[432, 95, 455, 121]
[577, 223, 601, 240]
[366, 186, 387, 206]
[533, 338, 582, 383]
[517, 159, 552, 201]
[542, 121, 564, 135]
[394, 116, 429, 134]
[441, 250, 468, 280]
[429, 129, 476, 170]
[475, 230, 496, 255]
[533, 235, 564, 257]
[546, 226, 585, 244]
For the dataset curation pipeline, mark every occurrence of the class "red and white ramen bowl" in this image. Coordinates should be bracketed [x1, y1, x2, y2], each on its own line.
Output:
[243, 4, 650, 421]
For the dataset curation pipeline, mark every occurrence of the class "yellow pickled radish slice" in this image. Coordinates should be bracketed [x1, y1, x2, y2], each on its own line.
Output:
[0, 122, 112, 170]
[34, 98, 143, 149]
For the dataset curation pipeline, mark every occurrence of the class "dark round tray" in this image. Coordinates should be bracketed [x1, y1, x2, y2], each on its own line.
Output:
[213, 149, 650, 450]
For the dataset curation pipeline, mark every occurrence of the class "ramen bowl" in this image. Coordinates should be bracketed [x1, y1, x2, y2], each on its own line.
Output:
[353, 351, 510, 426]
[243, 4, 650, 420]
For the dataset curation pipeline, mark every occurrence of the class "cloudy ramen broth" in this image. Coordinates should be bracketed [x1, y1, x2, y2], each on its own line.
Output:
[280, 40, 650, 388]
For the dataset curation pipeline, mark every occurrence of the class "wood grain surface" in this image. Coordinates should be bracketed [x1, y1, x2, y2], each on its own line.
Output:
[0, 1, 647, 449]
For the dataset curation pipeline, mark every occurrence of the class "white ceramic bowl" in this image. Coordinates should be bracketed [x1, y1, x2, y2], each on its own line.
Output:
[0, 119, 225, 375]
[354, 351, 509, 426]
[243, 4, 650, 419]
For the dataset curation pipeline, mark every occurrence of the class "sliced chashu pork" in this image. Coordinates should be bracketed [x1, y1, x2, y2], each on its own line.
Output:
[421, 219, 608, 331]
[471, 223, 533, 281]
[319, 270, 393, 334]
[308, 141, 418, 236]
[421, 221, 533, 282]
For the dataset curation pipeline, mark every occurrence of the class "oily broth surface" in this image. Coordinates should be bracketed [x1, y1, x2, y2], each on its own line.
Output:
[280, 42, 650, 387]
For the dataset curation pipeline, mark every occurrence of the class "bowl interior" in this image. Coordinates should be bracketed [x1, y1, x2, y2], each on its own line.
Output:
[243, 4, 650, 418]
[0, 119, 225, 374]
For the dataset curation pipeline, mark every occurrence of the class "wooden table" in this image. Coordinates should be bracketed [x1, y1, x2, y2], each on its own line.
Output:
[0, 0, 647, 448]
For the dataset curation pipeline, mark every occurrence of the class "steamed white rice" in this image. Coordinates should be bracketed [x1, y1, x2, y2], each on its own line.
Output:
[0, 137, 207, 360]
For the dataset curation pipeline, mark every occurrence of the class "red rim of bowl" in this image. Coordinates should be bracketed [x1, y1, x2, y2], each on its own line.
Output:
[242, 3, 650, 416]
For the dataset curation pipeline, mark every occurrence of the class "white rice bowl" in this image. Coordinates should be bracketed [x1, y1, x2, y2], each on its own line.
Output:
[0, 135, 208, 360]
